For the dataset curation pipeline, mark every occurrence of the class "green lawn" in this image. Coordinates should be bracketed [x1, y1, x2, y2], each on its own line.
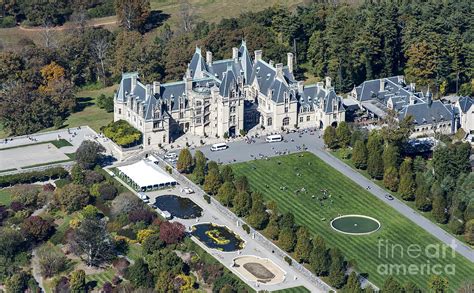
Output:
[231, 152, 474, 290]
[331, 149, 470, 245]
[85, 268, 115, 289]
[272, 286, 310, 293]
[0, 188, 12, 205]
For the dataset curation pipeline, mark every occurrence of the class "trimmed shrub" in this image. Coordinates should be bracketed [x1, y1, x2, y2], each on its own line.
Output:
[0, 167, 68, 187]
[101, 120, 142, 147]
[203, 194, 211, 204]
[242, 224, 250, 234]
[284, 256, 292, 266]
[99, 184, 118, 200]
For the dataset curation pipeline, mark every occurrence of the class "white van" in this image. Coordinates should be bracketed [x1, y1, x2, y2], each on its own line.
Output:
[210, 143, 228, 151]
[266, 134, 283, 143]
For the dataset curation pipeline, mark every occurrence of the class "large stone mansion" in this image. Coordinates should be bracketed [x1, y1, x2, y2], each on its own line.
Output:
[114, 40, 345, 148]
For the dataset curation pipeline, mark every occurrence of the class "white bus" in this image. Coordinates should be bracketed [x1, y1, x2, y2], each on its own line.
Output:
[266, 134, 283, 143]
[210, 143, 228, 151]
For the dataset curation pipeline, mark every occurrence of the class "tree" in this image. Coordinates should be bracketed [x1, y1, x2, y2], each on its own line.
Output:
[344, 272, 362, 293]
[405, 41, 437, 86]
[0, 227, 25, 259]
[216, 181, 236, 207]
[352, 140, 368, 169]
[159, 221, 185, 245]
[399, 158, 415, 201]
[203, 168, 222, 195]
[101, 119, 142, 147]
[328, 248, 346, 288]
[192, 150, 206, 184]
[279, 212, 295, 231]
[21, 216, 54, 242]
[234, 175, 250, 193]
[336, 122, 351, 148]
[309, 236, 330, 276]
[75, 141, 105, 169]
[382, 144, 399, 170]
[220, 165, 234, 183]
[432, 183, 448, 224]
[177, 148, 193, 173]
[382, 276, 403, 292]
[37, 243, 69, 278]
[294, 226, 312, 263]
[54, 184, 90, 213]
[233, 191, 252, 217]
[39, 61, 75, 113]
[464, 219, 474, 245]
[278, 227, 296, 252]
[69, 270, 86, 293]
[69, 218, 115, 267]
[323, 126, 338, 149]
[404, 281, 422, 293]
[96, 94, 114, 112]
[115, 0, 150, 31]
[367, 132, 383, 179]
[126, 258, 154, 288]
[71, 164, 84, 184]
[5, 272, 28, 293]
[264, 215, 280, 240]
[383, 167, 399, 192]
[415, 179, 432, 212]
[246, 192, 269, 230]
[428, 275, 448, 292]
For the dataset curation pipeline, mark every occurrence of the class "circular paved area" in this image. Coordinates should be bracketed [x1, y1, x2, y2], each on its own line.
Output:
[233, 255, 286, 285]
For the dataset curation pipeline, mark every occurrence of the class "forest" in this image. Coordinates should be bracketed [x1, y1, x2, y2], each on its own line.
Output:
[0, 0, 473, 136]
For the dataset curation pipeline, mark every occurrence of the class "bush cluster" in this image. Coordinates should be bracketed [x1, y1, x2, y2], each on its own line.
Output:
[0, 167, 68, 187]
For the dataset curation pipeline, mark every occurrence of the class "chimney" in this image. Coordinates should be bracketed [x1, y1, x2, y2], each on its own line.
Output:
[297, 81, 304, 93]
[276, 63, 283, 78]
[409, 95, 415, 105]
[255, 50, 262, 62]
[131, 74, 137, 91]
[410, 82, 416, 92]
[269, 60, 274, 67]
[287, 52, 294, 73]
[206, 51, 213, 65]
[232, 47, 239, 60]
[325, 76, 332, 90]
[380, 78, 385, 92]
[153, 81, 160, 95]
[146, 84, 151, 98]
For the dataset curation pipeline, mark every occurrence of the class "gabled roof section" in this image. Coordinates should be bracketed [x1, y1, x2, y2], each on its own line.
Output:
[458, 96, 473, 113]
[189, 47, 207, 79]
[219, 66, 236, 97]
[399, 101, 453, 125]
[238, 40, 253, 84]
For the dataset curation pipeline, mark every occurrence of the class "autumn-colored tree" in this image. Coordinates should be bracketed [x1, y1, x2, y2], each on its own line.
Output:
[159, 221, 185, 245]
[21, 216, 55, 242]
[177, 148, 193, 173]
[115, 0, 150, 31]
[39, 61, 75, 113]
[216, 181, 236, 207]
[54, 184, 90, 213]
[383, 166, 399, 192]
[203, 168, 222, 195]
[278, 227, 296, 252]
[405, 41, 437, 86]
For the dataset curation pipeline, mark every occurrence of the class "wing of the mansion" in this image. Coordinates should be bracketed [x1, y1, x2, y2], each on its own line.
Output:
[114, 40, 345, 148]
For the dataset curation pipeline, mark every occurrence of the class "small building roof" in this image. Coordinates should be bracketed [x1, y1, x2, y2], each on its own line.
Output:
[118, 160, 176, 188]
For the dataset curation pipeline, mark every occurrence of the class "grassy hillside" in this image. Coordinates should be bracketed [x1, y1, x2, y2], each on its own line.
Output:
[231, 152, 474, 290]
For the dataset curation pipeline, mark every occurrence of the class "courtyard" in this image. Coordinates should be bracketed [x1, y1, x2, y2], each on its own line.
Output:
[231, 152, 474, 290]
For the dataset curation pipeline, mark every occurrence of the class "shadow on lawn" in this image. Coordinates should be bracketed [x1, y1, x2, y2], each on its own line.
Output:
[74, 96, 94, 112]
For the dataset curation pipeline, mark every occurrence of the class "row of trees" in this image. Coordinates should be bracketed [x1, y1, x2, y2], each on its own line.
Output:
[177, 148, 362, 290]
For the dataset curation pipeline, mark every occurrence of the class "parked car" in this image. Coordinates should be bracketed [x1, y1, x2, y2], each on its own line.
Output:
[160, 210, 172, 220]
[164, 153, 177, 159]
[181, 187, 194, 194]
[138, 192, 150, 203]
[385, 194, 394, 200]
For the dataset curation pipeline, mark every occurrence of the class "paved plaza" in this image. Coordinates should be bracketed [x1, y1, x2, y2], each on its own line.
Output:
[0, 143, 70, 170]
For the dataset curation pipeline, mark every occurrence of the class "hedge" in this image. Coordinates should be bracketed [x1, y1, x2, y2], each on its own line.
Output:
[0, 167, 69, 187]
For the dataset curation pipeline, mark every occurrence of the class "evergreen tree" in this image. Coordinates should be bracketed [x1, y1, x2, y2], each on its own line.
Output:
[383, 166, 399, 192]
[344, 272, 362, 293]
[309, 236, 330, 276]
[367, 131, 383, 179]
[431, 182, 448, 224]
[278, 227, 296, 252]
[192, 150, 206, 184]
[216, 181, 236, 207]
[203, 168, 222, 195]
[71, 164, 84, 184]
[264, 214, 280, 240]
[382, 144, 399, 170]
[220, 165, 234, 183]
[234, 175, 250, 193]
[294, 227, 312, 263]
[233, 191, 252, 217]
[328, 248, 346, 288]
[279, 212, 295, 231]
[125, 258, 154, 288]
[399, 158, 415, 201]
[336, 121, 351, 148]
[323, 126, 338, 149]
[465, 219, 474, 245]
[415, 179, 432, 212]
[176, 148, 193, 173]
[247, 192, 269, 230]
[352, 140, 368, 169]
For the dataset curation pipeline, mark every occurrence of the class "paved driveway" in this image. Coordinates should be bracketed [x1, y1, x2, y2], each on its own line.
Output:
[191, 130, 474, 263]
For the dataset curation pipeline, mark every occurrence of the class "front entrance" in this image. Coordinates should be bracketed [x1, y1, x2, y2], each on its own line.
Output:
[229, 126, 236, 137]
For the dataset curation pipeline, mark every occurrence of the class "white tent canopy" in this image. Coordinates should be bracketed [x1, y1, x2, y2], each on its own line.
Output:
[117, 159, 176, 191]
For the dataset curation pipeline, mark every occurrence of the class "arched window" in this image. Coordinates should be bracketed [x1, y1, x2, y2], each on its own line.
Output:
[267, 117, 273, 126]
[283, 117, 290, 126]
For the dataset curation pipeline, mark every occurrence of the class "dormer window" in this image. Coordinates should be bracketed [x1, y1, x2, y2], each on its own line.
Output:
[256, 67, 260, 73]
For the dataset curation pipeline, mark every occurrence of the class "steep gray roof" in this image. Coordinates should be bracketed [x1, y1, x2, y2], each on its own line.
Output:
[301, 84, 345, 114]
[250, 60, 277, 95]
[458, 96, 473, 113]
[399, 101, 453, 125]
[189, 47, 207, 79]
[219, 67, 237, 97]
[238, 40, 253, 84]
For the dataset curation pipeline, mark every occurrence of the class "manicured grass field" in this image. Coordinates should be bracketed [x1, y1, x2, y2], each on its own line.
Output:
[231, 152, 474, 290]
[85, 268, 115, 289]
[273, 286, 310, 293]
